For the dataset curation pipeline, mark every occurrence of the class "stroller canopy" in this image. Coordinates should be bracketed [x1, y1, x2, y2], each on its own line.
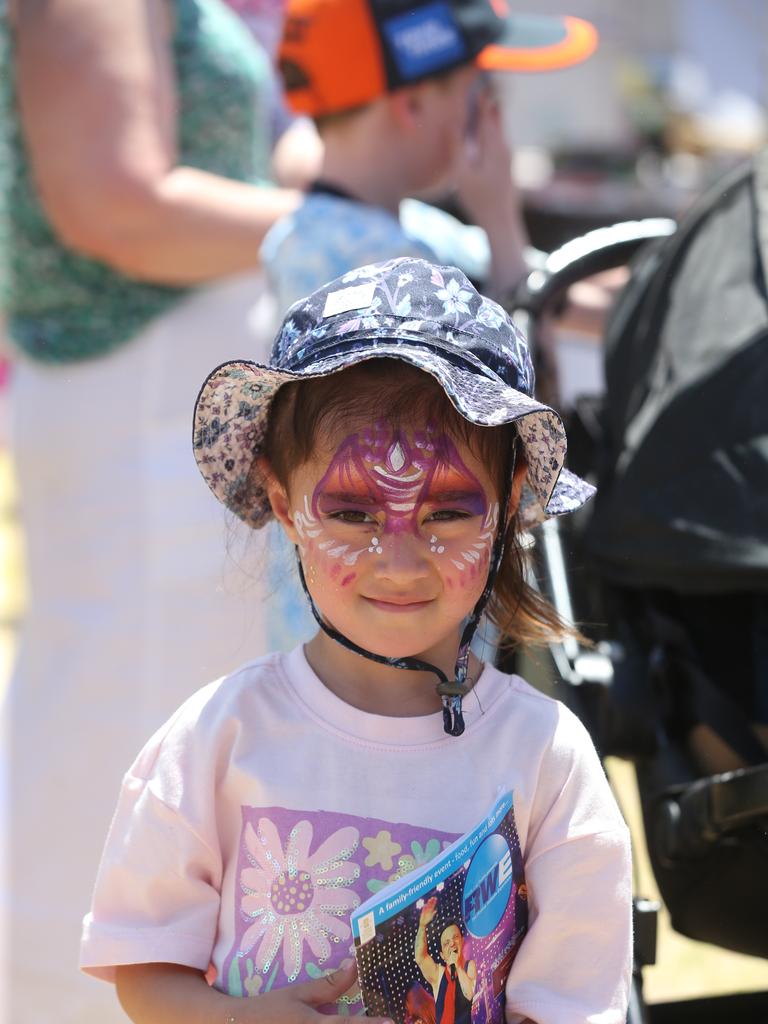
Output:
[586, 152, 768, 593]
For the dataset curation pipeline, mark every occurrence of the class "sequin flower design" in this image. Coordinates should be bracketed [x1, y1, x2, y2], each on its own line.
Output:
[238, 818, 362, 981]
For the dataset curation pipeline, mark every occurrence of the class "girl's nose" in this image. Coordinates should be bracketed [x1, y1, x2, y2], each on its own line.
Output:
[373, 530, 430, 580]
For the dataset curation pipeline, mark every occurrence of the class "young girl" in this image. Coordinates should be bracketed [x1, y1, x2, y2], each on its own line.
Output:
[80, 257, 632, 1023]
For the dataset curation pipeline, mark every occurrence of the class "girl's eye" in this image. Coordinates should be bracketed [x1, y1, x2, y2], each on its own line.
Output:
[425, 509, 474, 523]
[327, 509, 377, 524]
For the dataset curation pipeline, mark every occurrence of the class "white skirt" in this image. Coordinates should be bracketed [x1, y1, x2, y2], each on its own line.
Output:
[3, 272, 313, 1022]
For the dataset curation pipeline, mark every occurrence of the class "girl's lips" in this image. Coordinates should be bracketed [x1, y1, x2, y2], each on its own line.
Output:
[363, 597, 434, 613]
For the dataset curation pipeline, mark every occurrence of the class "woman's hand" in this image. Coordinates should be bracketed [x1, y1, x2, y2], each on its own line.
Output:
[115, 960, 393, 1024]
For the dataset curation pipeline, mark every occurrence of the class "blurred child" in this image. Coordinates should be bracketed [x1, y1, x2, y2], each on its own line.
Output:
[221, 0, 326, 187]
[257, 0, 598, 648]
[81, 258, 631, 1023]
[261, 0, 597, 313]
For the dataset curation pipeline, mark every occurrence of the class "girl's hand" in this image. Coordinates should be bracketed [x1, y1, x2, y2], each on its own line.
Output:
[115, 960, 392, 1024]
[241, 962, 382, 1024]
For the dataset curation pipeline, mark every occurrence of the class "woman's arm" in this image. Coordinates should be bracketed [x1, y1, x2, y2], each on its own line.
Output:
[13, 0, 300, 284]
[115, 961, 386, 1024]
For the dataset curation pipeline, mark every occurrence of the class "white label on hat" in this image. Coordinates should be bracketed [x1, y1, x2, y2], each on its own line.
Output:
[322, 282, 377, 318]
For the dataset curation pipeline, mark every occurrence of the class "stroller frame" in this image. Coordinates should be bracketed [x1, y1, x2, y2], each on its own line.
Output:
[507, 213, 768, 1023]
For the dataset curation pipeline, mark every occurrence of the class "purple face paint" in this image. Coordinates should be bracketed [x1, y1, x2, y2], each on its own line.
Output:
[293, 425, 498, 576]
[315, 425, 487, 528]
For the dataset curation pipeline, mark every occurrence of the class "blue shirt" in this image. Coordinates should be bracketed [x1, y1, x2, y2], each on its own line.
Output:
[260, 192, 491, 317]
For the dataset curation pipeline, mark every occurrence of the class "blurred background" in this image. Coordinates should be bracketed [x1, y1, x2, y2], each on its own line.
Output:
[503, 0, 768, 245]
[1, 0, 767, 1019]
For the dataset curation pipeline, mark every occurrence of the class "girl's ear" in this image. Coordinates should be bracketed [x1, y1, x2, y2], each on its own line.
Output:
[507, 454, 528, 521]
[258, 457, 300, 545]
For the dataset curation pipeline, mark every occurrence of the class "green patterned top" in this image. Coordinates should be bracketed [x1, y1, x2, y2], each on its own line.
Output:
[0, 0, 272, 363]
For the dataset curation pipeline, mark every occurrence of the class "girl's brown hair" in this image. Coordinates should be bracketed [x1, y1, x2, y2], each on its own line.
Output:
[263, 359, 574, 650]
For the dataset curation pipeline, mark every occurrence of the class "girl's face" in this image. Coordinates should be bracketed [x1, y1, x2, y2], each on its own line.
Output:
[267, 421, 501, 662]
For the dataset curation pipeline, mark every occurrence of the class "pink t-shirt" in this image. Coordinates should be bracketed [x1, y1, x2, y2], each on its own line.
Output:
[80, 647, 632, 1023]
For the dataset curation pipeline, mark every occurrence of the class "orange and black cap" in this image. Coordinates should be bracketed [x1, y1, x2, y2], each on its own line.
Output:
[279, 0, 598, 118]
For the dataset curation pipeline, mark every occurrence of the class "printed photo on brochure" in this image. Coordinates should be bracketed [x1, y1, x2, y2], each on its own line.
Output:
[350, 792, 527, 1024]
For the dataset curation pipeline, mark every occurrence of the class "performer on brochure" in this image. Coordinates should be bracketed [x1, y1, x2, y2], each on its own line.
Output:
[416, 897, 477, 1024]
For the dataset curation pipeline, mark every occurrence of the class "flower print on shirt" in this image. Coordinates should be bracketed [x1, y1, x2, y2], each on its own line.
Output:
[237, 816, 362, 983]
[223, 807, 463, 1003]
[366, 837, 447, 895]
[362, 830, 402, 871]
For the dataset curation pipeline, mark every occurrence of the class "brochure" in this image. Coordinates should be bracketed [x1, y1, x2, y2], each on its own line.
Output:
[351, 792, 527, 1024]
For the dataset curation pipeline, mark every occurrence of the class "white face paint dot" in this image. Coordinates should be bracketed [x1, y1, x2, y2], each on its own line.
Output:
[368, 537, 383, 554]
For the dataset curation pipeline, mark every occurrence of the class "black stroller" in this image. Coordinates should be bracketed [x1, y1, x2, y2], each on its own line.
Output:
[506, 155, 768, 1022]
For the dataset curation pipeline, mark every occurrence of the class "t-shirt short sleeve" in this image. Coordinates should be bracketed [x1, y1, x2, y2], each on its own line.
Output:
[504, 700, 633, 1024]
[80, 690, 225, 982]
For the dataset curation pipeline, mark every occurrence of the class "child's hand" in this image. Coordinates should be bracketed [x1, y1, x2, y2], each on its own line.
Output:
[238, 962, 389, 1024]
[114, 960, 391, 1024]
[454, 89, 528, 296]
[454, 90, 515, 231]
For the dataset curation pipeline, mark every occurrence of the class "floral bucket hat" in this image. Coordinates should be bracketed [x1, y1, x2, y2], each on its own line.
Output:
[193, 256, 594, 531]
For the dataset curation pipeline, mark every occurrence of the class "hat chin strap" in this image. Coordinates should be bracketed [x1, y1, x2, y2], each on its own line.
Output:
[295, 450, 515, 738]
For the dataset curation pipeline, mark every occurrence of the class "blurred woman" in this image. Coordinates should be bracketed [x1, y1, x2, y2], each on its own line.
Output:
[0, 1, 308, 1020]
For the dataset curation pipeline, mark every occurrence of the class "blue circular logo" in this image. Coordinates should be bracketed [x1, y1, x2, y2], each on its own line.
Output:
[462, 834, 513, 938]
